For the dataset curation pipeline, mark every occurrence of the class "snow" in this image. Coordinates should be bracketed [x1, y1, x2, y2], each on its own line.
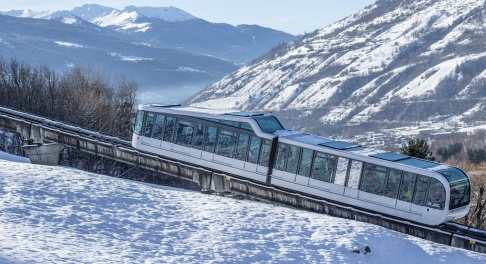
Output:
[1, 151, 485, 263]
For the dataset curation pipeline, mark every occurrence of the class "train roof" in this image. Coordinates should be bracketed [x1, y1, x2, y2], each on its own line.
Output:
[140, 104, 264, 117]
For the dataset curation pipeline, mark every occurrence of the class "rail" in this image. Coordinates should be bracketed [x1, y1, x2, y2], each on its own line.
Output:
[0, 105, 485, 254]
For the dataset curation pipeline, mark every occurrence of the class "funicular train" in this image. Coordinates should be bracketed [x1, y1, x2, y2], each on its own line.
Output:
[132, 104, 471, 226]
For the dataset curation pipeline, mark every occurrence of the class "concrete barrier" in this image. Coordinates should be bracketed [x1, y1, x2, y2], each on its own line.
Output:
[22, 143, 63, 166]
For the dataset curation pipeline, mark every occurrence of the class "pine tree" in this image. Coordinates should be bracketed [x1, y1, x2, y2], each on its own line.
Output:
[400, 138, 435, 161]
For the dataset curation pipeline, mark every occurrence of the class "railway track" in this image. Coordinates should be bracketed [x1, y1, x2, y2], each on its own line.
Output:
[1, 105, 486, 253]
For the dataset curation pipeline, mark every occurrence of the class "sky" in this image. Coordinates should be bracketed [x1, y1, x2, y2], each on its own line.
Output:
[1, 151, 485, 263]
[0, 0, 377, 35]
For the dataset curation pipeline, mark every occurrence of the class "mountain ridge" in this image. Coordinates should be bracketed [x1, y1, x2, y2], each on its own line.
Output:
[0, 4, 297, 103]
[188, 0, 486, 134]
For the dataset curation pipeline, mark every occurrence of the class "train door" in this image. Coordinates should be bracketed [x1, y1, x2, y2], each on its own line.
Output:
[190, 123, 205, 158]
[395, 172, 417, 211]
[256, 139, 272, 174]
[409, 175, 430, 214]
[344, 160, 363, 198]
[201, 125, 217, 161]
[244, 135, 261, 172]
[161, 116, 175, 149]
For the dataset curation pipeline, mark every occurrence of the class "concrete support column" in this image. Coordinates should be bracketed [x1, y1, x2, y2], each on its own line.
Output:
[22, 143, 63, 166]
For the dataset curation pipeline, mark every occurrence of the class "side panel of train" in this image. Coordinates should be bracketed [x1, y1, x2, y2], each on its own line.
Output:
[270, 141, 470, 226]
[132, 110, 273, 183]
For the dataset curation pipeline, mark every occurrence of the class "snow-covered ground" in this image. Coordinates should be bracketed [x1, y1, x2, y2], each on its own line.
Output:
[0, 151, 485, 263]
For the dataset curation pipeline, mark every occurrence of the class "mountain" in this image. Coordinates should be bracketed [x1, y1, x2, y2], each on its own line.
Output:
[1, 4, 297, 63]
[0, 4, 297, 103]
[188, 0, 486, 134]
[0, 14, 237, 103]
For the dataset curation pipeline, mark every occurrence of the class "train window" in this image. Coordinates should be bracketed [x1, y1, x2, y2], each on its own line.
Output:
[133, 110, 145, 135]
[285, 146, 300, 174]
[439, 168, 470, 210]
[360, 164, 387, 195]
[144, 112, 155, 137]
[413, 175, 429, 206]
[384, 169, 402, 199]
[258, 140, 272, 167]
[449, 179, 471, 210]
[240, 122, 253, 131]
[192, 123, 205, 150]
[221, 120, 239, 127]
[152, 114, 165, 139]
[398, 172, 417, 203]
[204, 126, 218, 153]
[347, 161, 363, 189]
[252, 116, 284, 133]
[334, 157, 349, 185]
[235, 134, 249, 161]
[274, 143, 288, 171]
[175, 120, 194, 147]
[426, 178, 446, 210]
[298, 148, 314, 177]
[311, 152, 335, 182]
[247, 136, 261, 164]
[163, 116, 176, 142]
[216, 129, 237, 158]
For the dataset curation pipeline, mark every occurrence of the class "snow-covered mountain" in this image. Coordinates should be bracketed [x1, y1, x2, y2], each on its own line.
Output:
[0, 4, 297, 103]
[189, 0, 486, 133]
[1, 4, 297, 63]
[1, 151, 485, 263]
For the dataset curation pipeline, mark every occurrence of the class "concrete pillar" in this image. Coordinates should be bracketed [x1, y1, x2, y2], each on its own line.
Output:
[22, 143, 63, 166]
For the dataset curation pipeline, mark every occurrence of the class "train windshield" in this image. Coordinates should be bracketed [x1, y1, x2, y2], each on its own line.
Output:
[438, 168, 470, 210]
[252, 116, 284, 133]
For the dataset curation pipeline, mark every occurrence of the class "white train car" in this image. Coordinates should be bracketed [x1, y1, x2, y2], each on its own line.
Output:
[131, 104, 471, 226]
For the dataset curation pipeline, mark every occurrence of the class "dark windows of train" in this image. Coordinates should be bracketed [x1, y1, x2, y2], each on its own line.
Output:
[204, 126, 218, 153]
[216, 129, 237, 158]
[144, 112, 155, 137]
[285, 145, 300, 174]
[247, 136, 261, 164]
[258, 140, 272, 167]
[426, 178, 446, 210]
[311, 152, 336, 182]
[163, 116, 176, 143]
[175, 120, 194, 147]
[192, 123, 205, 150]
[274, 143, 288, 171]
[439, 168, 470, 210]
[360, 164, 387, 195]
[134, 110, 145, 135]
[240, 122, 253, 131]
[413, 175, 429, 206]
[235, 134, 250, 161]
[347, 161, 363, 189]
[152, 114, 165, 139]
[398, 172, 417, 203]
[334, 157, 349, 185]
[384, 169, 402, 199]
[252, 116, 284, 133]
[449, 179, 471, 210]
[221, 120, 239, 127]
[298, 149, 314, 177]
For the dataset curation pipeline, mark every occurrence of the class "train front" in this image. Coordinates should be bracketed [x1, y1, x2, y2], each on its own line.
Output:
[440, 167, 471, 222]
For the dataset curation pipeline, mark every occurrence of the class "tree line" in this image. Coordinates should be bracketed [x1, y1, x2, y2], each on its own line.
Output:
[0, 56, 137, 138]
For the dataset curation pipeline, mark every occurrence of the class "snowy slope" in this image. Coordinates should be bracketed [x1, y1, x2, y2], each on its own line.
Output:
[189, 0, 486, 128]
[1, 151, 485, 263]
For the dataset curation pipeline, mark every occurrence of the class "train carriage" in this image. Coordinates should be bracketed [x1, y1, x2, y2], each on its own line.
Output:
[132, 104, 471, 226]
